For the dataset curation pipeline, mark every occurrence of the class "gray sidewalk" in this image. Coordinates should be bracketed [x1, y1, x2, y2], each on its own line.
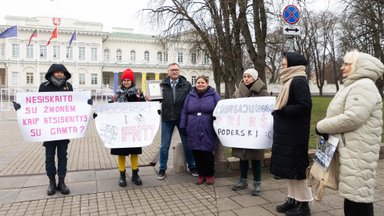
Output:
[0, 110, 384, 215]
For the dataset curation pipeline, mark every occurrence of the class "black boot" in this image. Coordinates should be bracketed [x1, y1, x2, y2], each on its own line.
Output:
[119, 170, 127, 187]
[286, 201, 311, 216]
[276, 197, 297, 213]
[57, 177, 70, 195]
[47, 176, 56, 196]
[131, 169, 142, 185]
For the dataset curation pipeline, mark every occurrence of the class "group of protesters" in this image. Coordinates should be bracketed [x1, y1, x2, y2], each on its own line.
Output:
[15, 49, 384, 216]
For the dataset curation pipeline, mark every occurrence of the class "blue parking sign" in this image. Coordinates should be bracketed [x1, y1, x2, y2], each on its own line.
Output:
[283, 5, 300, 25]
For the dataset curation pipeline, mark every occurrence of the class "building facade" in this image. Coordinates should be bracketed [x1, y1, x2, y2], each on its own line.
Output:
[0, 16, 213, 95]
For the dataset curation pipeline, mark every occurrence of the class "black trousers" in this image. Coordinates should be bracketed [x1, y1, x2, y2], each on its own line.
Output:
[45, 141, 69, 178]
[192, 150, 214, 177]
[344, 198, 373, 216]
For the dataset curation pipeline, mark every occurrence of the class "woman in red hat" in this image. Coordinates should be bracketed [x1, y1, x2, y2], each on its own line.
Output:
[110, 68, 145, 186]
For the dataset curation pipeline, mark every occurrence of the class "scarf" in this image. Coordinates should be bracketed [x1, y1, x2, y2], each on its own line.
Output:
[50, 76, 67, 88]
[274, 66, 307, 110]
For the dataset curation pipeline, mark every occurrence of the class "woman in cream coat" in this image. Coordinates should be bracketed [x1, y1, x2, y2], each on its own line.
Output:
[316, 50, 384, 216]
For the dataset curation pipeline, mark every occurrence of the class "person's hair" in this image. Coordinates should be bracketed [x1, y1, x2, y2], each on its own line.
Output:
[343, 49, 359, 75]
[168, 63, 180, 69]
[196, 75, 209, 84]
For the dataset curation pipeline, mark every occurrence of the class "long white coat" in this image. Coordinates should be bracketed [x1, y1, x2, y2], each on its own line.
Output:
[316, 53, 384, 203]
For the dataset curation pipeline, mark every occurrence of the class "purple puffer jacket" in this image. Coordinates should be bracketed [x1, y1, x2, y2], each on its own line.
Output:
[180, 86, 221, 151]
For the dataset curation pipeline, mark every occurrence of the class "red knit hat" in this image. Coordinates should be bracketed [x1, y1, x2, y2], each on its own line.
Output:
[121, 69, 135, 82]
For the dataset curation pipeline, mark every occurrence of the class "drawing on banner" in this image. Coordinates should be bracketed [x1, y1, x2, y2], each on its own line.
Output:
[314, 135, 339, 170]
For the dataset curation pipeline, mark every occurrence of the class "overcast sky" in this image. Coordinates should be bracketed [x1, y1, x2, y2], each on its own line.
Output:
[0, 0, 334, 34]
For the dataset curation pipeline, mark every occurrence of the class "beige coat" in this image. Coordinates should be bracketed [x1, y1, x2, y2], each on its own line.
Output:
[232, 79, 269, 160]
[316, 53, 384, 203]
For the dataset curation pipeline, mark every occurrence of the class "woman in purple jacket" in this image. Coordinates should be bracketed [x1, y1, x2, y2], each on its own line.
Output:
[180, 75, 221, 185]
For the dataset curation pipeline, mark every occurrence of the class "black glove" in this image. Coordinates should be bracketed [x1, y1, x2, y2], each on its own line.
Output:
[157, 109, 162, 115]
[92, 113, 98, 119]
[212, 116, 217, 120]
[271, 109, 282, 116]
[179, 128, 187, 137]
[13, 101, 21, 111]
[315, 126, 329, 140]
[87, 99, 93, 105]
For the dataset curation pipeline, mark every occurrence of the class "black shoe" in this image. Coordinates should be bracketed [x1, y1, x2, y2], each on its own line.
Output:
[57, 177, 70, 195]
[131, 169, 142, 185]
[189, 167, 198, 177]
[47, 176, 56, 196]
[286, 201, 310, 216]
[276, 197, 297, 213]
[157, 170, 166, 180]
[119, 170, 127, 187]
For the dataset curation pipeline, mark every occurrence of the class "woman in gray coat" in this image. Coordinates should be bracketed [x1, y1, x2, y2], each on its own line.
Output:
[231, 68, 269, 196]
[316, 50, 384, 216]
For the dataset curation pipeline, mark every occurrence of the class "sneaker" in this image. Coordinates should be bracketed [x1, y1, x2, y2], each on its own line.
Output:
[190, 168, 199, 177]
[157, 170, 166, 180]
[231, 178, 248, 191]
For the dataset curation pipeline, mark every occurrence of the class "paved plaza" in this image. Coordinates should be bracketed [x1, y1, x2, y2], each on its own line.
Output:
[0, 109, 384, 215]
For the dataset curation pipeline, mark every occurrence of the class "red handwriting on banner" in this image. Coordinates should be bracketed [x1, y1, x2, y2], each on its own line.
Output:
[121, 125, 156, 142]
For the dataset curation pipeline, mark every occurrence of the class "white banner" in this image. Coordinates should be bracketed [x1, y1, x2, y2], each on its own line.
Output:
[213, 97, 275, 149]
[16, 91, 92, 142]
[94, 102, 161, 148]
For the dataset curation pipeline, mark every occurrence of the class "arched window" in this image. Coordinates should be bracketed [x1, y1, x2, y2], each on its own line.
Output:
[116, 49, 122, 62]
[144, 51, 150, 62]
[157, 51, 163, 63]
[130, 50, 136, 63]
[103, 49, 109, 62]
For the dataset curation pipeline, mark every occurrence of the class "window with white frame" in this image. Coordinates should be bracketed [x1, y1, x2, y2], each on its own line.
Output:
[11, 72, 18, 85]
[191, 75, 197, 86]
[66, 46, 73, 60]
[191, 52, 197, 64]
[130, 50, 136, 62]
[53, 46, 60, 59]
[103, 49, 109, 62]
[79, 73, 85, 85]
[103, 76, 110, 85]
[12, 44, 19, 58]
[116, 49, 122, 62]
[40, 72, 45, 83]
[91, 48, 97, 61]
[79, 47, 85, 60]
[144, 51, 150, 62]
[177, 52, 183, 64]
[203, 53, 210, 64]
[26, 72, 34, 84]
[26, 44, 33, 59]
[91, 73, 98, 85]
[157, 52, 162, 63]
[40, 45, 47, 59]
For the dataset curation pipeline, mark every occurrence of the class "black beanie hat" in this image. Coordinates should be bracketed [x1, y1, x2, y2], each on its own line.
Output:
[284, 52, 307, 67]
[45, 64, 71, 80]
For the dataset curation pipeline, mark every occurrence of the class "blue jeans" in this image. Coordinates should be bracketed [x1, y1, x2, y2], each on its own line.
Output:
[45, 140, 69, 177]
[159, 120, 195, 171]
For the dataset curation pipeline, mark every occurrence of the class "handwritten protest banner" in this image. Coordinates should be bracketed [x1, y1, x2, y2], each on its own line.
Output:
[16, 91, 92, 142]
[94, 102, 160, 148]
[213, 97, 275, 149]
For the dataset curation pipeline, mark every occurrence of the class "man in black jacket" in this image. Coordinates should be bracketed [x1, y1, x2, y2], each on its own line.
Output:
[157, 63, 197, 180]
[39, 64, 73, 195]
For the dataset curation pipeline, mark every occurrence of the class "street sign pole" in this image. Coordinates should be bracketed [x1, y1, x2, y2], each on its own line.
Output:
[282, 4, 301, 50]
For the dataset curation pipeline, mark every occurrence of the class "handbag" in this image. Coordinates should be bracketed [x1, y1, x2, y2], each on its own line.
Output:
[307, 135, 340, 200]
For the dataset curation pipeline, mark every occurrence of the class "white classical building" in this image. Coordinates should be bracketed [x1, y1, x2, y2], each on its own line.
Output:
[0, 16, 213, 95]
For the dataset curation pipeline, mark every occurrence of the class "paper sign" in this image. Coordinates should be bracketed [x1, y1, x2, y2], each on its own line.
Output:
[213, 97, 275, 149]
[94, 102, 161, 148]
[16, 91, 92, 142]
